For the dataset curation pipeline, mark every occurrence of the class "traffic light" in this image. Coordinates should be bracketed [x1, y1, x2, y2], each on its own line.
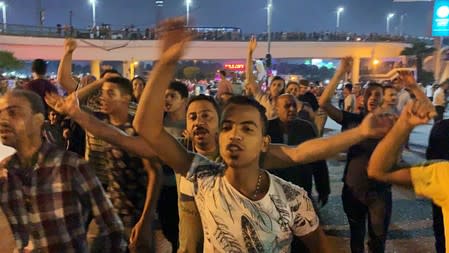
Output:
[265, 53, 272, 68]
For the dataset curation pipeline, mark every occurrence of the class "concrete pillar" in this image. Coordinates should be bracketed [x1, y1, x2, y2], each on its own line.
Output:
[122, 60, 135, 79]
[434, 37, 443, 83]
[90, 60, 101, 79]
[352, 57, 360, 84]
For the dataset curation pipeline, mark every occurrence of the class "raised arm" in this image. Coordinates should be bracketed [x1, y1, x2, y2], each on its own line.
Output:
[244, 37, 261, 97]
[45, 92, 156, 158]
[57, 38, 79, 93]
[367, 100, 436, 185]
[133, 18, 194, 176]
[263, 112, 394, 169]
[318, 57, 352, 123]
[398, 71, 428, 102]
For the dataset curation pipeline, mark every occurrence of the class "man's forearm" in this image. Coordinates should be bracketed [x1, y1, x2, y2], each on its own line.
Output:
[409, 85, 428, 102]
[368, 117, 413, 179]
[71, 109, 155, 158]
[138, 159, 163, 228]
[57, 52, 78, 93]
[319, 70, 344, 107]
[245, 52, 255, 84]
[77, 80, 103, 101]
[292, 126, 365, 163]
[265, 126, 366, 169]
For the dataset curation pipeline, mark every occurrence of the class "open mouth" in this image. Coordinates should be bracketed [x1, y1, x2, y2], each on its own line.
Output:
[0, 128, 13, 136]
[226, 143, 243, 152]
[193, 127, 209, 136]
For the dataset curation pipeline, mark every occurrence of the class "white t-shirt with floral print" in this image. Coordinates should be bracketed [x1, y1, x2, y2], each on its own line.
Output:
[186, 154, 319, 252]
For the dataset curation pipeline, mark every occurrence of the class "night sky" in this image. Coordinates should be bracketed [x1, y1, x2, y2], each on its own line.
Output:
[3, 0, 433, 36]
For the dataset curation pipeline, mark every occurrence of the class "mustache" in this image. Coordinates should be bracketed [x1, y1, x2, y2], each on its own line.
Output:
[193, 126, 209, 135]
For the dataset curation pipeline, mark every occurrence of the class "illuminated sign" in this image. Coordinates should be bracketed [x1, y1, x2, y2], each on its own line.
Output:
[224, 63, 245, 71]
[433, 0, 449, 36]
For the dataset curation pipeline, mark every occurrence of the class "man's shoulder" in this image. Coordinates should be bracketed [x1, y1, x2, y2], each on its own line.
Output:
[269, 173, 308, 201]
[292, 118, 315, 131]
[187, 153, 224, 181]
[25, 79, 55, 89]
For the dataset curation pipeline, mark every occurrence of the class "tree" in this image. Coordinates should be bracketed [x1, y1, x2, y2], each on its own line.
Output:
[400, 42, 435, 83]
[0, 51, 23, 73]
[183, 66, 201, 80]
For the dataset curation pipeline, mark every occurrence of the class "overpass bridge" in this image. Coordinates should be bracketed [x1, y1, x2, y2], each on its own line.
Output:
[0, 34, 409, 82]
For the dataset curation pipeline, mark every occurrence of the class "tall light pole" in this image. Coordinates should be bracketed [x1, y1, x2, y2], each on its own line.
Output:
[0, 2, 6, 32]
[89, 0, 96, 28]
[186, 0, 191, 27]
[386, 13, 395, 34]
[267, 0, 273, 54]
[400, 13, 406, 36]
[336, 7, 344, 31]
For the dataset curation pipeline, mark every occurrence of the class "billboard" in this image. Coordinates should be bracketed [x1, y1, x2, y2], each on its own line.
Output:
[432, 0, 449, 36]
[223, 63, 245, 71]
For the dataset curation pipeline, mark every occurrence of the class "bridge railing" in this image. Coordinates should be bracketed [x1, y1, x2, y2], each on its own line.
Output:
[0, 23, 435, 44]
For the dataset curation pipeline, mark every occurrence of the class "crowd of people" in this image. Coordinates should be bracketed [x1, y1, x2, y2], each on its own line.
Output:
[0, 17, 448, 253]
[2, 22, 433, 44]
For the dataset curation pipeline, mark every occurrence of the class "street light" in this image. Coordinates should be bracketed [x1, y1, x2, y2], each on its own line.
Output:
[336, 7, 344, 31]
[400, 13, 406, 36]
[89, 0, 96, 28]
[0, 2, 6, 32]
[386, 13, 395, 34]
[186, 0, 192, 27]
[267, 0, 273, 54]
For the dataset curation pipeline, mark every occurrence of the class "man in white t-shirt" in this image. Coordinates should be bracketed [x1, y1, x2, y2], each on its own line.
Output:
[343, 83, 356, 113]
[134, 18, 395, 252]
[433, 80, 449, 122]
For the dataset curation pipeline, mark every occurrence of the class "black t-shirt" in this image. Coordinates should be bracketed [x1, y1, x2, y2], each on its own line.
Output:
[298, 92, 319, 112]
[426, 119, 449, 160]
[340, 111, 390, 202]
[267, 118, 330, 196]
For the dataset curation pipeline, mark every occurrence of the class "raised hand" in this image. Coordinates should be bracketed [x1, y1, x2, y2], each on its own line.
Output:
[400, 100, 436, 127]
[337, 57, 353, 75]
[158, 17, 192, 53]
[64, 38, 77, 54]
[359, 112, 396, 139]
[248, 36, 257, 54]
[157, 17, 192, 64]
[397, 70, 417, 89]
[44, 92, 81, 117]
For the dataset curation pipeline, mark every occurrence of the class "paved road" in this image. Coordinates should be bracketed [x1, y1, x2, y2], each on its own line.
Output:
[0, 117, 439, 252]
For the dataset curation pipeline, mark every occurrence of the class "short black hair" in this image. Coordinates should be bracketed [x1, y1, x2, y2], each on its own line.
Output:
[7, 89, 45, 116]
[270, 76, 285, 85]
[169, 81, 189, 98]
[131, 76, 146, 86]
[363, 82, 383, 100]
[382, 84, 395, 92]
[104, 77, 133, 96]
[344, 83, 353, 91]
[100, 69, 121, 78]
[286, 81, 299, 88]
[219, 70, 227, 77]
[365, 82, 383, 90]
[299, 79, 309, 87]
[187, 94, 220, 115]
[221, 95, 268, 135]
[31, 59, 47, 75]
